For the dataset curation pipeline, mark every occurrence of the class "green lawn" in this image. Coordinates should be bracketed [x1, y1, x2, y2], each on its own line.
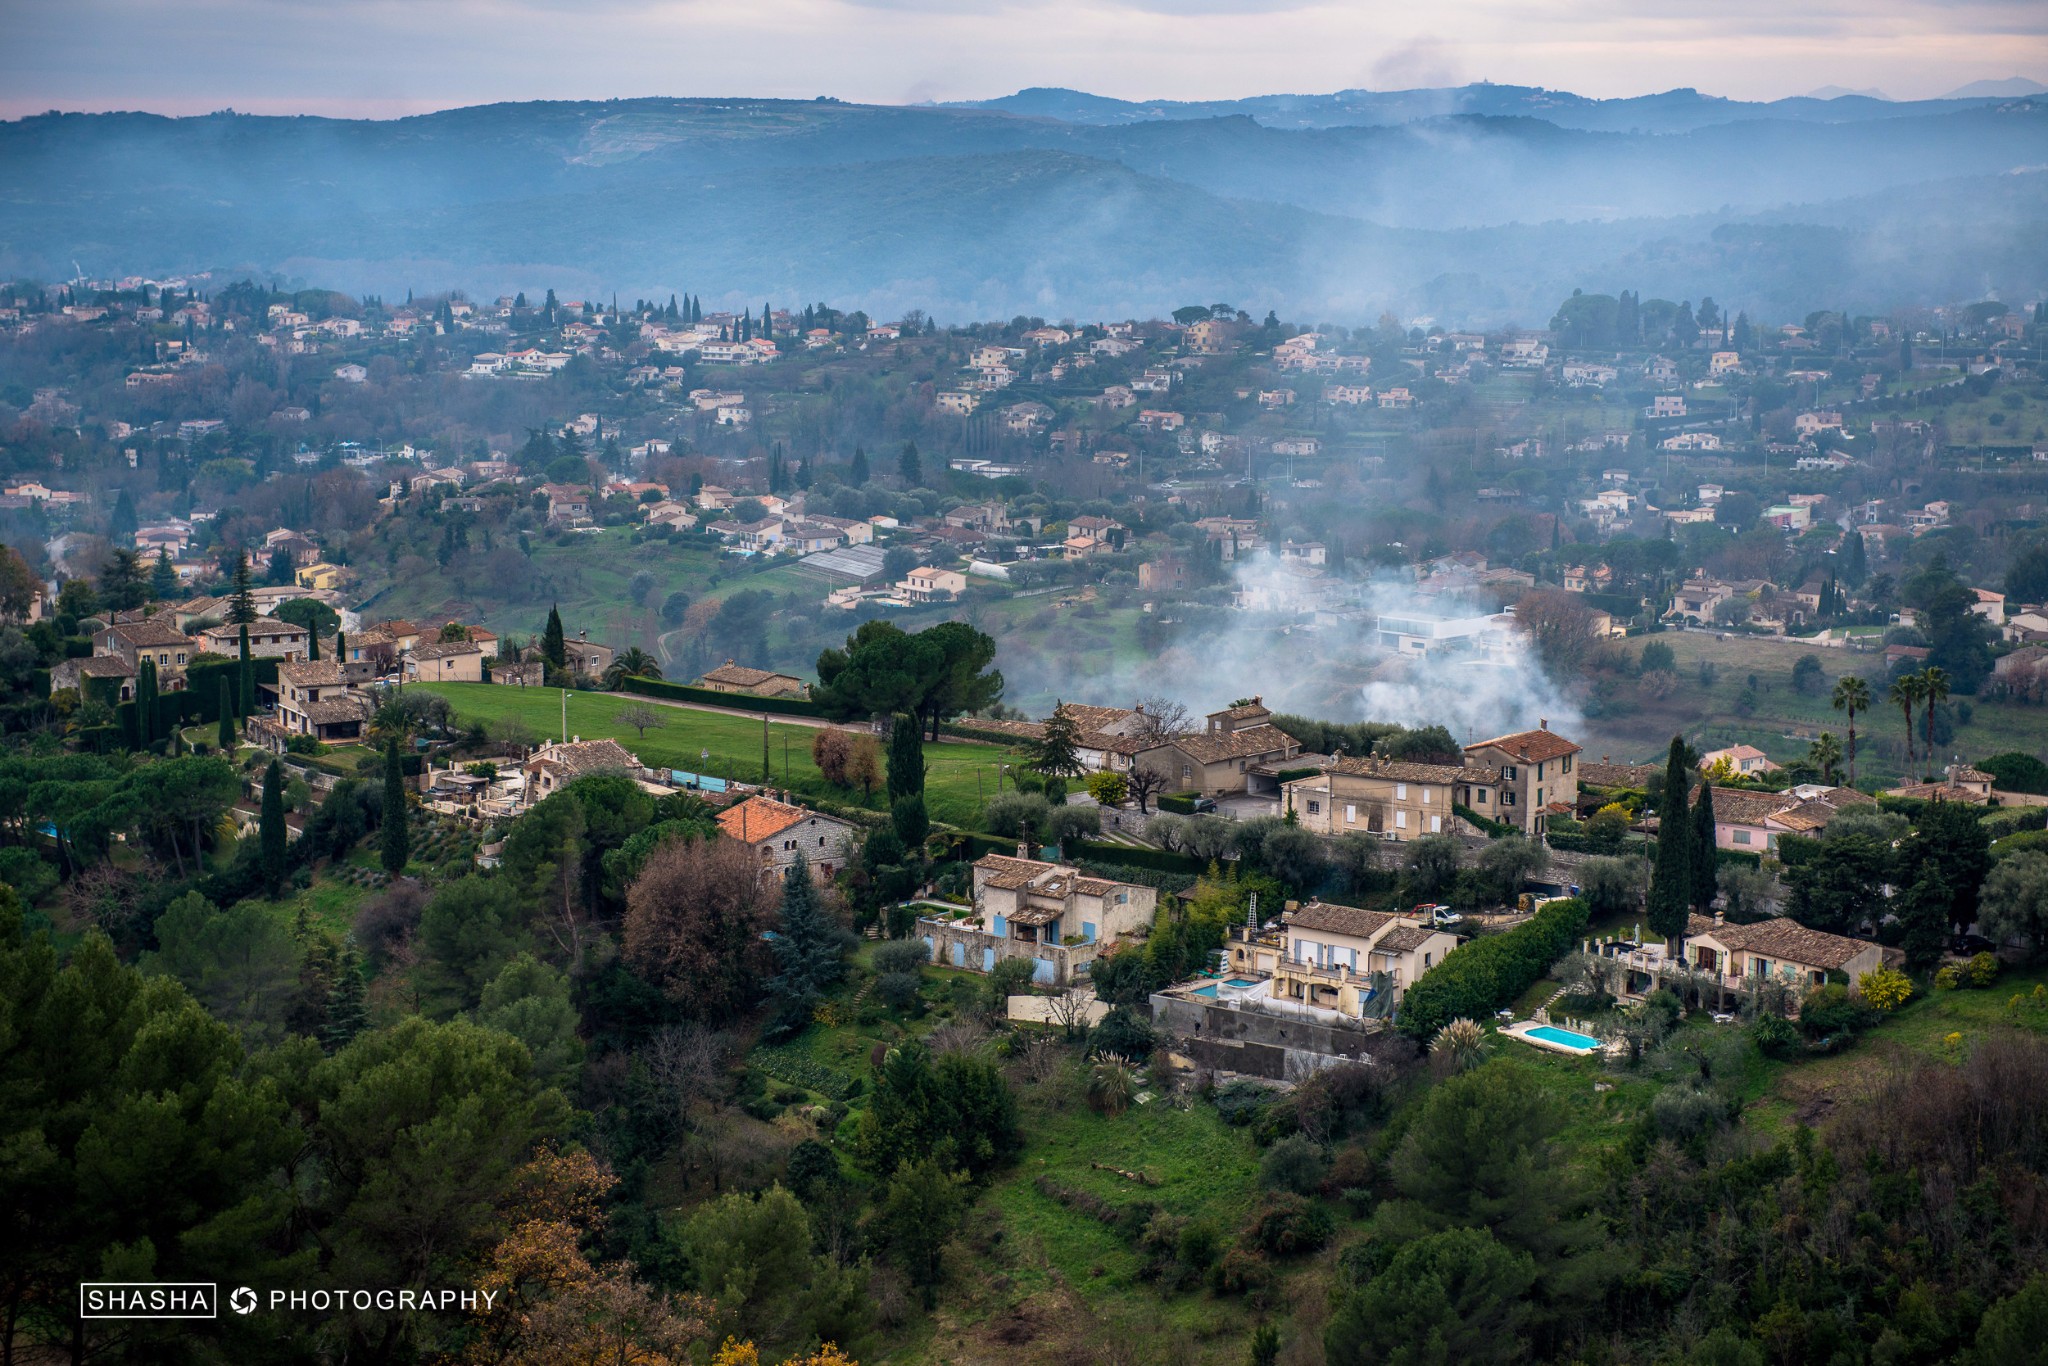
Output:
[417, 682, 1015, 827]
[1588, 630, 2048, 777]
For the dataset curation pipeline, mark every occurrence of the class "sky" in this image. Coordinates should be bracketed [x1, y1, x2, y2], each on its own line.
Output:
[1, 0, 2044, 120]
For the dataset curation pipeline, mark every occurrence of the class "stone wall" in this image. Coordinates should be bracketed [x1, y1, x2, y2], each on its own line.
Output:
[1148, 993, 1397, 1079]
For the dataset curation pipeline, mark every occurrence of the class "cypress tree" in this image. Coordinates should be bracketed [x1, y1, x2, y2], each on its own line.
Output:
[887, 713, 926, 802]
[260, 758, 288, 896]
[135, 658, 157, 749]
[238, 624, 254, 718]
[850, 446, 869, 485]
[1647, 736, 1693, 950]
[307, 627, 320, 662]
[217, 678, 235, 749]
[542, 604, 567, 671]
[1689, 780, 1719, 914]
[230, 551, 257, 625]
[150, 548, 178, 601]
[380, 738, 410, 875]
[323, 938, 369, 1052]
[334, 629, 346, 664]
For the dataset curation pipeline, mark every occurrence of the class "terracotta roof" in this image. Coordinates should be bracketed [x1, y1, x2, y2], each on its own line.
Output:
[278, 659, 348, 688]
[1325, 755, 1492, 785]
[1164, 723, 1300, 764]
[1691, 915, 1879, 971]
[1580, 760, 1659, 789]
[299, 696, 373, 725]
[1375, 925, 1440, 954]
[716, 795, 828, 844]
[105, 620, 193, 648]
[1287, 901, 1394, 940]
[1709, 787, 1799, 827]
[73, 655, 138, 677]
[1466, 728, 1582, 763]
[530, 738, 640, 779]
[1212, 700, 1270, 721]
[411, 639, 481, 660]
[975, 852, 1058, 889]
[701, 661, 798, 688]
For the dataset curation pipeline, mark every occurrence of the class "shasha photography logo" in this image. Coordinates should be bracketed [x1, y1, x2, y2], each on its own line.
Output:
[80, 1284, 217, 1319]
[80, 1283, 496, 1319]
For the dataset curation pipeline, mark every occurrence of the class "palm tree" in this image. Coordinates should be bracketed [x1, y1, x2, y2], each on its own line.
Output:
[1890, 673, 1924, 769]
[1919, 665, 1950, 766]
[1807, 731, 1844, 784]
[603, 647, 662, 689]
[1831, 674, 1872, 785]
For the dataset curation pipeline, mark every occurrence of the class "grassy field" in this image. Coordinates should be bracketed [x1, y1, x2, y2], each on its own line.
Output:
[358, 530, 828, 660]
[416, 681, 1016, 827]
[1583, 628, 2048, 775]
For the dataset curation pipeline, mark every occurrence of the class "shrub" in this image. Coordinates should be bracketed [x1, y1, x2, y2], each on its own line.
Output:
[1935, 964, 1962, 991]
[1085, 771, 1128, 807]
[1856, 965, 1914, 1012]
[1087, 1053, 1139, 1117]
[1259, 1134, 1328, 1195]
[1968, 951, 2001, 987]
[1800, 983, 1879, 1038]
[1399, 897, 1591, 1040]
[1175, 1219, 1222, 1272]
[1651, 1086, 1729, 1142]
[1213, 1079, 1271, 1127]
[1644, 988, 1684, 1030]
[1751, 1011, 1801, 1059]
[1090, 1004, 1156, 1061]
[1242, 1193, 1335, 1257]
[1157, 791, 1202, 815]
[874, 970, 923, 1012]
[1207, 1247, 1272, 1300]
[872, 939, 932, 976]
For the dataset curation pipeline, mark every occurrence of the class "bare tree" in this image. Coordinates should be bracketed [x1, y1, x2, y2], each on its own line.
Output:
[1125, 764, 1169, 814]
[1047, 987, 1095, 1043]
[1130, 695, 1192, 744]
[614, 703, 667, 741]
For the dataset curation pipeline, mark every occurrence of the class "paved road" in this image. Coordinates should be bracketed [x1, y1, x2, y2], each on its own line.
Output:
[623, 691, 848, 730]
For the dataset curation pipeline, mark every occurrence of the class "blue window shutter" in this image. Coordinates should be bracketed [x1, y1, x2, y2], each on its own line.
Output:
[1083, 921, 1097, 942]
[992, 914, 1007, 938]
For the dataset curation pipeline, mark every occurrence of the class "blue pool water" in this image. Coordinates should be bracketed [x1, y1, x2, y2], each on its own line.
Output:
[1189, 983, 1219, 997]
[1526, 1025, 1601, 1050]
[1224, 978, 1259, 988]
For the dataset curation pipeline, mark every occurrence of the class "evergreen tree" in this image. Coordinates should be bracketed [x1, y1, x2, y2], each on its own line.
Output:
[135, 658, 158, 749]
[380, 738, 410, 875]
[898, 441, 922, 487]
[259, 759, 288, 897]
[149, 548, 178, 601]
[541, 604, 567, 671]
[1689, 780, 1718, 914]
[1894, 864, 1951, 970]
[887, 714, 926, 802]
[110, 490, 139, 544]
[229, 551, 257, 625]
[307, 627, 320, 662]
[1647, 737, 1693, 949]
[892, 794, 930, 849]
[322, 937, 369, 1052]
[237, 624, 254, 718]
[850, 446, 870, 485]
[217, 678, 235, 749]
[1030, 702, 1087, 777]
[334, 629, 346, 664]
[1841, 530, 1868, 588]
[766, 852, 854, 1037]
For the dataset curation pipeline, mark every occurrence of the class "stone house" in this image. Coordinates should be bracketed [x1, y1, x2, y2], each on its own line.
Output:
[714, 795, 858, 882]
[1462, 727, 1582, 835]
[1227, 900, 1459, 1020]
[920, 852, 1158, 987]
[1133, 699, 1302, 797]
[698, 661, 810, 699]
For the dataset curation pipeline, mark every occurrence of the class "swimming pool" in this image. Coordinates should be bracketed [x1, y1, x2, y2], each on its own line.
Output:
[1189, 983, 1219, 997]
[1522, 1024, 1602, 1052]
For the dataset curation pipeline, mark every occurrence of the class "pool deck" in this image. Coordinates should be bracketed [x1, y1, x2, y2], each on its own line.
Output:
[1502, 1019, 1607, 1057]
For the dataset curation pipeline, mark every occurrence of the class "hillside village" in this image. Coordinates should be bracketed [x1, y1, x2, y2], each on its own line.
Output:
[7, 273, 2048, 1365]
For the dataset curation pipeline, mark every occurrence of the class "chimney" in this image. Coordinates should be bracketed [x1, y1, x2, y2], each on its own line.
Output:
[1540, 717, 1549, 730]
[1714, 910, 1725, 926]
[1017, 840, 1030, 859]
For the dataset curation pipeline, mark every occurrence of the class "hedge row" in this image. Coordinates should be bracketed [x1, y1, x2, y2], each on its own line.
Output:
[1397, 896, 1590, 1041]
[939, 721, 1030, 747]
[617, 675, 824, 717]
[1156, 792, 1204, 815]
[1070, 840, 1209, 876]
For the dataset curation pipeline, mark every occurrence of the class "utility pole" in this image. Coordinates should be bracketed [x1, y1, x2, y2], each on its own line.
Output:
[560, 688, 567, 744]
[762, 714, 770, 783]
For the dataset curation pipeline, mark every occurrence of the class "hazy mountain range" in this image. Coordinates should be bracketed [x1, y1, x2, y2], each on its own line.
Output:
[2, 84, 2044, 325]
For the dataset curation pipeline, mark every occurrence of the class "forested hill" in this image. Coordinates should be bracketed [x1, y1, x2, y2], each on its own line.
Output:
[2, 95, 2045, 322]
